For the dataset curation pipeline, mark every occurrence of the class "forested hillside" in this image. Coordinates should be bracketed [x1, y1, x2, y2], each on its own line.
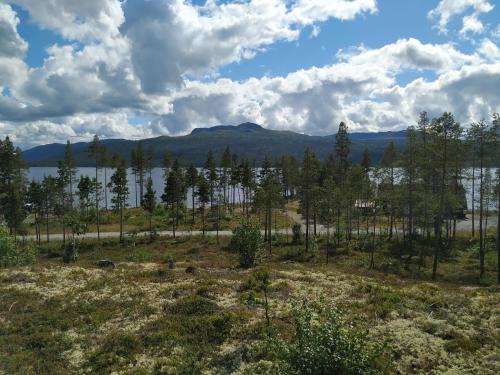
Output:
[23, 122, 406, 166]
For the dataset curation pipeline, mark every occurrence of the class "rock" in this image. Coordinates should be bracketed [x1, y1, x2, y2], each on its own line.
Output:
[97, 260, 116, 269]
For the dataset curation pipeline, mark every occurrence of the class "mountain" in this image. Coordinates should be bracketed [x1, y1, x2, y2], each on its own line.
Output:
[22, 122, 406, 167]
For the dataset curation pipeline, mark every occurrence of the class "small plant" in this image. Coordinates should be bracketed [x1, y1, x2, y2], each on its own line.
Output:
[267, 299, 381, 375]
[231, 218, 264, 268]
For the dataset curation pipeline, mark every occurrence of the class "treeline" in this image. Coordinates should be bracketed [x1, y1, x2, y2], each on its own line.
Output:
[0, 112, 499, 281]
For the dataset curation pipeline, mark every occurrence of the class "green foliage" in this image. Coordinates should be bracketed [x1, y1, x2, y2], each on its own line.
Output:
[87, 331, 143, 374]
[268, 300, 381, 375]
[0, 228, 37, 267]
[231, 218, 264, 268]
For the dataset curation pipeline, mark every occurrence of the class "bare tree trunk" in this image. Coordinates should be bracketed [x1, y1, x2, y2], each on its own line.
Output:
[95, 165, 100, 241]
[104, 167, 108, 210]
[479, 150, 485, 278]
[472, 158, 476, 238]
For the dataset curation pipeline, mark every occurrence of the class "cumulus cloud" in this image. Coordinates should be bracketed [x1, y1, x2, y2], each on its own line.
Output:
[120, 0, 377, 94]
[152, 38, 500, 136]
[336, 38, 479, 73]
[0, 112, 152, 149]
[2, 0, 124, 42]
[428, 0, 494, 35]
[0, 3, 27, 89]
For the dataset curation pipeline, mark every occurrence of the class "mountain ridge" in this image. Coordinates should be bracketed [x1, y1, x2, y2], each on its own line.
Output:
[22, 123, 407, 167]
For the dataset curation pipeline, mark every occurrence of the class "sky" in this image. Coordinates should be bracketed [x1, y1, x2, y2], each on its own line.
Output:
[0, 0, 500, 149]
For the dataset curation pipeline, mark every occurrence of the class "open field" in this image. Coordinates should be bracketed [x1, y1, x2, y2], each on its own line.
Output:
[1, 235, 499, 375]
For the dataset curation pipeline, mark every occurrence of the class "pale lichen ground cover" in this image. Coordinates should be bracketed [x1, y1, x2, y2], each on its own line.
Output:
[0, 245, 499, 375]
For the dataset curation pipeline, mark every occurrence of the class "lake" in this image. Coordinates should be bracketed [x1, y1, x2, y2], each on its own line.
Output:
[26, 167, 498, 210]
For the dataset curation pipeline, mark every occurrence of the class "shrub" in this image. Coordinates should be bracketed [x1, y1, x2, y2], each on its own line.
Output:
[231, 218, 263, 268]
[0, 228, 37, 267]
[87, 331, 143, 373]
[268, 300, 381, 375]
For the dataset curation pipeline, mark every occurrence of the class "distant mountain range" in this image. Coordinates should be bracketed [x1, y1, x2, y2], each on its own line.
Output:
[23, 122, 406, 167]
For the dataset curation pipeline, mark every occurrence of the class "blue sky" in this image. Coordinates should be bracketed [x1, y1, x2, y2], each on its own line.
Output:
[1, 0, 500, 148]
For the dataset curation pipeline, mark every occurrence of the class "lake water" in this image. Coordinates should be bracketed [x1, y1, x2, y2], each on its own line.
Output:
[26, 167, 214, 209]
[26, 167, 498, 210]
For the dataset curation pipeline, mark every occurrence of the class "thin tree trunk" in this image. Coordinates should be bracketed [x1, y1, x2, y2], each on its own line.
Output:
[497, 178, 500, 283]
[433, 132, 448, 280]
[104, 167, 108, 210]
[120, 201, 124, 243]
[472, 159, 476, 237]
[479, 146, 485, 278]
[95, 165, 100, 241]
[192, 190, 196, 225]
[305, 195, 310, 252]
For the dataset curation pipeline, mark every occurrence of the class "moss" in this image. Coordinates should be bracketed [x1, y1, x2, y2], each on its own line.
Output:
[86, 331, 143, 374]
[444, 336, 483, 353]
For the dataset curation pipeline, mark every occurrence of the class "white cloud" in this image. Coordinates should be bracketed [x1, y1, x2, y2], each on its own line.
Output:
[336, 38, 479, 73]
[428, 0, 494, 35]
[478, 38, 500, 61]
[2, 0, 124, 42]
[120, 0, 377, 94]
[0, 3, 27, 89]
[0, 112, 151, 149]
[151, 38, 500, 136]
[492, 24, 500, 40]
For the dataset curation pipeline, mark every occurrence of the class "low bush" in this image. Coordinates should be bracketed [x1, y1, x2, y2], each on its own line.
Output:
[0, 228, 37, 267]
[268, 300, 382, 375]
[231, 218, 263, 268]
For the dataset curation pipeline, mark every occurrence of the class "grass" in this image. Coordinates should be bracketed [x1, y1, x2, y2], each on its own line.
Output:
[24, 206, 295, 236]
[0, 233, 499, 374]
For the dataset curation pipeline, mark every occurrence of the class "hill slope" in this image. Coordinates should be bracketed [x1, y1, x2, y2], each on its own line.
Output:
[23, 122, 406, 167]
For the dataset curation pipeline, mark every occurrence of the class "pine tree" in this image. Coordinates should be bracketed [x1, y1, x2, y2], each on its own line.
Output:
[88, 135, 103, 240]
[255, 167, 283, 253]
[64, 141, 77, 209]
[380, 141, 399, 239]
[186, 164, 199, 224]
[492, 113, 500, 284]
[131, 142, 147, 207]
[26, 180, 44, 244]
[430, 113, 462, 280]
[162, 160, 185, 238]
[204, 150, 217, 207]
[142, 177, 156, 239]
[300, 148, 320, 252]
[41, 176, 57, 242]
[109, 156, 129, 243]
[221, 146, 232, 209]
[361, 148, 372, 174]
[335, 121, 351, 174]
[470, 120, 488, 278]
[163, 150, 173, 179]
[57, 159, 70, 245]
[335, 122, 352, 242]
[77, 176, 93, 215]
[0, 137, 27, 236]
[196, 174, 210, 236]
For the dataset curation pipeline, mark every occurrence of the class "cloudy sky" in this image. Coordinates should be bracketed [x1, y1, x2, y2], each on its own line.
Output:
[1, 0, 500, 149]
